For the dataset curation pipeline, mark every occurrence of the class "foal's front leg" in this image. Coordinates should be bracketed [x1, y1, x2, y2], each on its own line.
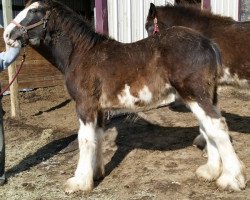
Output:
[65, 112, 104, 193]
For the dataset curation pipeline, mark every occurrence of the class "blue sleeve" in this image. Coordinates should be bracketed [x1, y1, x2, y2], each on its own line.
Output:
[0, 52, 6, 71]
[0, 47, 21, 71]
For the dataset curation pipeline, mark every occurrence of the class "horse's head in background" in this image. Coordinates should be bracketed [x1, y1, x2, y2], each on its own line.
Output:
[145, 3, 174, 36]
[4, 1, 51, 47]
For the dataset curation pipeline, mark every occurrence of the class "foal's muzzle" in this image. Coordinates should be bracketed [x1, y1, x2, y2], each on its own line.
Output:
[9, 11, 51, 46]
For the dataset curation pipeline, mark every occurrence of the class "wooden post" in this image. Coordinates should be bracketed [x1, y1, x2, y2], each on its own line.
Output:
[95, 0, 108, 34]
[2, 0, 20, 118]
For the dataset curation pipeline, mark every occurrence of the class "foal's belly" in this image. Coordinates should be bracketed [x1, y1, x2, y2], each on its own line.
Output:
[100, 84, 176, 112]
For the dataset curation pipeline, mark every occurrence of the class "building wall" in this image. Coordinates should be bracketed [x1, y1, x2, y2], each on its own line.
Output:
[108, 0, 243, 43]
[108, 0, 175, 43]
[241, 0, 250, 21]
[210, 0, 239, 20]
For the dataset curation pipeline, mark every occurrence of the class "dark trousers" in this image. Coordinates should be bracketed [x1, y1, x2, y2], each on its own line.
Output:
[0, 94, 5, 185]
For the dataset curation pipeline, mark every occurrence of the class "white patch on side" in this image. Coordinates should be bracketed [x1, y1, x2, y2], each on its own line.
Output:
[4, 2, 41, 46]
[219, 68, 249, 87]
[159, 84, 176, 106]
[159, 93, 175, 106]
[188, 102, 246, 191]
[118, 84, 139, 108]
[138, 86, 152, 103]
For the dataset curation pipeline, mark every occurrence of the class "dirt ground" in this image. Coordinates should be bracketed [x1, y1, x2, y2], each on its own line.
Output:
[0, 85, 249, 200]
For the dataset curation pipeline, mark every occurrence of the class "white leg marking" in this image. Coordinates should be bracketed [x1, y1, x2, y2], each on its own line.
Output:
[65, 120, 98, 193]
[196, 127, 221, 181]
[189, 102, 246, 191]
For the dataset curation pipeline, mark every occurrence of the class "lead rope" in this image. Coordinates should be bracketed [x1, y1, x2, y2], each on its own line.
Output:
[0, 49, 26, 96]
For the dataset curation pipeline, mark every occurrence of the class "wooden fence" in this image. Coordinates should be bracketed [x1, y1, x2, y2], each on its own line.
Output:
[0, 29, 64, 90]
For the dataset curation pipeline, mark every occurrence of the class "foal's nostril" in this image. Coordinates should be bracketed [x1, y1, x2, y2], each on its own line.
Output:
[5, 33, 9, 38]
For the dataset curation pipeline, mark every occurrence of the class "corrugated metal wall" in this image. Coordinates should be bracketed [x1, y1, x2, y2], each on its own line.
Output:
[241, 0, 250, 21]
[210, 0, 239, 20]
[108, 0, 174, 43]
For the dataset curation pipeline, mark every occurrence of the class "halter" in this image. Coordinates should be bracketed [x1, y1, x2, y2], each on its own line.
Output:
[11, 11, 50, 46]
[153, 17, 159, 35]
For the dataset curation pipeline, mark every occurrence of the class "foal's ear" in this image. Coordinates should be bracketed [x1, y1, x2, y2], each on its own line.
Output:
[148, 3, 157, 19]
[24, 0, 34, 7]
[25, 0, 44, 7]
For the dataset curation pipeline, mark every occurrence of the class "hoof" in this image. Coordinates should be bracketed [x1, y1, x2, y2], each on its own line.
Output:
[202, 149, 208, 158]
[94, 166, 105, 181]
[216, 171, 246, 191]
[193, 134, 207, 150]
[196, 164, 221, 181]
[65, 176, 93, 194]
[0, 177, 6, 186]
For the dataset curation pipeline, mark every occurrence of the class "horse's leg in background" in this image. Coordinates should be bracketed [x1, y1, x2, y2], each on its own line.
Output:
[65, 103, 104, 193]
[167, 95, 208, 151]
[188, 101, 246, 191]
[93, 111, 105, 181]
[0, 94, 6, 186]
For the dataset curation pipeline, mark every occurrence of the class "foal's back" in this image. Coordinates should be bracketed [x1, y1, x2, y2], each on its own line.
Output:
[147, 4, 250, 87]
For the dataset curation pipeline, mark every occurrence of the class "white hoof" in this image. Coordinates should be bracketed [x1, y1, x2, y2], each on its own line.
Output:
[216, 171, 246, 191]
[196, 164, 221, 181]
[65, 176, 94, 194]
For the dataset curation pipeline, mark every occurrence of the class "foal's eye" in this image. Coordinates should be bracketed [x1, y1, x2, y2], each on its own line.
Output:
[29, 9, 37, 14]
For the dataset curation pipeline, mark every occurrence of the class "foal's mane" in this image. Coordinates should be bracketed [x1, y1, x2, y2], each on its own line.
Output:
[47, 0, 108, 50]
[158, 4, 235, 24]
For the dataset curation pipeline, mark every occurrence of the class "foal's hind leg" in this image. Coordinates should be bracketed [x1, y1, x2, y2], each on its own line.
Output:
[193, 90, 219, 151]
[195, 126, 221, 180]
[65, 110, 104, 193]
[188, 101, 246, 191]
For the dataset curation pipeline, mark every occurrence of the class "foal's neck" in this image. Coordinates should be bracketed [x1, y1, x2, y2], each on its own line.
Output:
[50, 33, 73, 73]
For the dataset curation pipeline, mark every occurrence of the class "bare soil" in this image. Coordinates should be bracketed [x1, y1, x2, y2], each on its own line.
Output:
[0, 85, 249, 200]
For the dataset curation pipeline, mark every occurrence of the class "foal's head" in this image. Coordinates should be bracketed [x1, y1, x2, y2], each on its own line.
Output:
[145, 3, 158, 36]
[4, 0, 50, 47]
[145, 3, 172, 36]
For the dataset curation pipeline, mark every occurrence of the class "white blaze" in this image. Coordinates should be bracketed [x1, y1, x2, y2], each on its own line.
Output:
[4, 2, 41, 46]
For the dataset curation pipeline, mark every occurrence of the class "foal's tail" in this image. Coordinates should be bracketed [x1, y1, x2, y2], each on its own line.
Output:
[210, 42, 222, 106]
